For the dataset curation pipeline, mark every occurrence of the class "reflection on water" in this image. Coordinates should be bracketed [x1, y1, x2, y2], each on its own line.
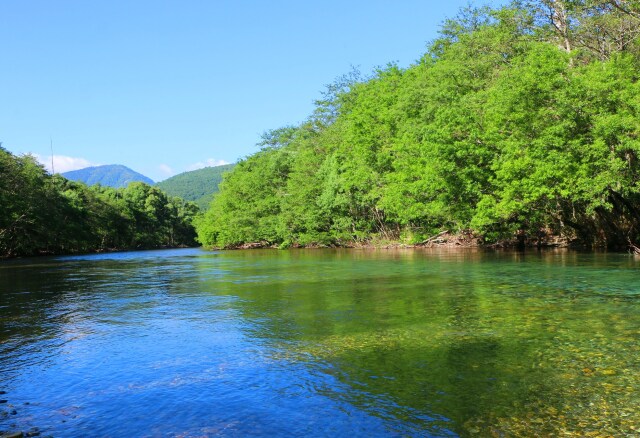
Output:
[1, 248, 640, 436]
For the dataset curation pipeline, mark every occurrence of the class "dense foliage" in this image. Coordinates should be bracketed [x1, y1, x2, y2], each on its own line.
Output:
[0, 147, 198, 257]
[197, 0, 640, 250]
[62, 164, 154, 188]
[156, 164, 236, 210]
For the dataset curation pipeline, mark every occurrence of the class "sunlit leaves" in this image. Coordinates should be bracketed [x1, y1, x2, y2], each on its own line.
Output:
[196, 2, 640, 249]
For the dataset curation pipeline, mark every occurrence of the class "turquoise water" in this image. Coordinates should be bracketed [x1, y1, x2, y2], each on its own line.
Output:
[1, 248, 639, 436]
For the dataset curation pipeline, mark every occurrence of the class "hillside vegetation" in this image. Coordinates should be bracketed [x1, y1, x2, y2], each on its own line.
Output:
[1, 147, 198, 257]
[63, 164, 154, 188]
[196, 1, 640, 250]
[156, 164, 235, 209]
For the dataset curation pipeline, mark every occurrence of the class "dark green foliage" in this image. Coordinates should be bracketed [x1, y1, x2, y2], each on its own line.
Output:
[155, 164, 235, 210]
[62, 164, 154, 188]
[0, 147, 198, 257]
[196, 2, 640, 250]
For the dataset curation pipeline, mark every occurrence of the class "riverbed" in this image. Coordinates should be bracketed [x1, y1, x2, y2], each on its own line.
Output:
[1, 248, 639, 436]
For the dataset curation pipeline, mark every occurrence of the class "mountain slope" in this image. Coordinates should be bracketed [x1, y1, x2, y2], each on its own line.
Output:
[62, 165, 154, 188]
[156, 164, 235, 209]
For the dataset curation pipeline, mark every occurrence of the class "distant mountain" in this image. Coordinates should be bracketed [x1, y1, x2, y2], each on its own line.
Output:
[156, 164, 236, 209]
[62, 164, 154, 188]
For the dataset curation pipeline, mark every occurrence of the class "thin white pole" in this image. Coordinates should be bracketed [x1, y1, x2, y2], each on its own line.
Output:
[50, 137, 55, 174]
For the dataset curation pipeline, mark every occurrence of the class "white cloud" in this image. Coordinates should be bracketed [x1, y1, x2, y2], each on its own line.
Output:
[186, 158, 230, 171]
[158, 163, 175, 177]
[34, 154, 96, 174]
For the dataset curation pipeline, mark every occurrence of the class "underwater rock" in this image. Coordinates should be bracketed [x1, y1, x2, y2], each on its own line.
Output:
[0, 431, 24, 438]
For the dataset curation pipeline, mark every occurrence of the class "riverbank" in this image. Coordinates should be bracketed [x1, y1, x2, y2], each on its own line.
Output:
[219, 230, 600, 251]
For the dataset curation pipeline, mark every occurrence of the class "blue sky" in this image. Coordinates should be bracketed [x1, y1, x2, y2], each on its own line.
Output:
[1, 0, 505, 182]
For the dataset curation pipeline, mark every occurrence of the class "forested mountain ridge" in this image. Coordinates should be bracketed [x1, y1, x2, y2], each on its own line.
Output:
[196, 1, 640, 250]
[156, 164, 235, 210]
[63, 164, 154, 188]
[0, 147, 198, 258]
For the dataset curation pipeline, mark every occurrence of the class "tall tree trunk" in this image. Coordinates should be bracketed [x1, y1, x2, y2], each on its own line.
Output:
[549, 0, 573, 52]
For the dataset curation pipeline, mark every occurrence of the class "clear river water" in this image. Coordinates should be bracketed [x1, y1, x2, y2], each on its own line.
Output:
[1, 248, 640, 437]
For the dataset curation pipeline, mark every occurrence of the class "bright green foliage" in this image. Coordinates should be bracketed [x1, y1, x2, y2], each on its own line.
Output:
[196, 145, 293, 247]
[0, 147, 199, 257]
[155, 164, 236, 210]
[195, 3, 640, 249]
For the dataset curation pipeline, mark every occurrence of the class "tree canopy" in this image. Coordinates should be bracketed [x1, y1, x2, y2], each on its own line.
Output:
[0, 146, 199, 258]
[196, 1, 640, 250]
[155, 164, 236, 210]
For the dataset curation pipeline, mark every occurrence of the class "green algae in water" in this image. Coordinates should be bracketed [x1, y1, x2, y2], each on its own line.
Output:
[204, 249, 640, 436]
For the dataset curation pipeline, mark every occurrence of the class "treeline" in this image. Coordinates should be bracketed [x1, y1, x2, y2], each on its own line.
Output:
[0, 147, 199, 258]
[156, 163, 236, 210]
[197, 0, 640, 250]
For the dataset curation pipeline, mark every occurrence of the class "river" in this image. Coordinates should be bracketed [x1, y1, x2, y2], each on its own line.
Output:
[1, 248, 639, 436]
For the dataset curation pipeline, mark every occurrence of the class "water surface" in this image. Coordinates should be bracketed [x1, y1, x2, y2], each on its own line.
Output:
[1, 248, 639, 436]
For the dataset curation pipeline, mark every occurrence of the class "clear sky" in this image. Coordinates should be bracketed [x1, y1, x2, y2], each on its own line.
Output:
[1, 0, 505, 182]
